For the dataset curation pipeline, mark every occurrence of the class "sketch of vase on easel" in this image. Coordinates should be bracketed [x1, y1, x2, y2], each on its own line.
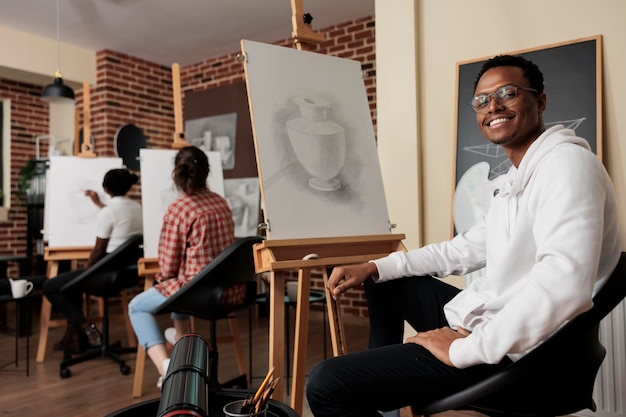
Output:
[286, 96, 346, 191]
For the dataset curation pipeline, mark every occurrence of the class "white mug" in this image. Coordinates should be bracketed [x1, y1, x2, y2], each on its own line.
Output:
[9, 279, 34, 298]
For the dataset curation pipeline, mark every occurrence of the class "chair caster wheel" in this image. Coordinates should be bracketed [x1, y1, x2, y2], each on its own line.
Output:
[60, 368, 71, 378]
[120, 365, 131, 375]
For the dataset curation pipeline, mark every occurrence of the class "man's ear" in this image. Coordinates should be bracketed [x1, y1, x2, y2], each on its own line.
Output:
[537, 92, 547, 114]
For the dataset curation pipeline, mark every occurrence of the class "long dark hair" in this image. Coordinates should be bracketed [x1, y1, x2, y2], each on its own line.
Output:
[172, 145, 210, 195]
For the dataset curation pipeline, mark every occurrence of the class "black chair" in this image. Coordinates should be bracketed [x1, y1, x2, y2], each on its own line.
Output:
[58, 234, 144, 378]
[155, 235, 264, 390]
[412, 251, 626, 417]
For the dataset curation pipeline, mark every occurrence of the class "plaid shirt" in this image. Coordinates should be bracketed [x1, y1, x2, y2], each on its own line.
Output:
[154, 189, 235, 297]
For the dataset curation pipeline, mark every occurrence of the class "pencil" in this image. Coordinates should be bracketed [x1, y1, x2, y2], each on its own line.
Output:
[253, 366, 275, 403]
[254, 377, 280, 413]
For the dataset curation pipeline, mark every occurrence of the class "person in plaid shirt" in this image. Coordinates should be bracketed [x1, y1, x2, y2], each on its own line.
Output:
[128, 145, 235, 388]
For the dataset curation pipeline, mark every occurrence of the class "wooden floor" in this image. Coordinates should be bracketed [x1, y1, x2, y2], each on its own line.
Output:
[0, 294, 483, 417]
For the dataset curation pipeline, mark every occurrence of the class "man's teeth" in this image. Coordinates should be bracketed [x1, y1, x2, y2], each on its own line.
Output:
[489, 118, 509, 127]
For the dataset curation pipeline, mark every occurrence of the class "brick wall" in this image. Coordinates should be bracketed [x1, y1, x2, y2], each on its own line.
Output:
[0, 79, 49, 275]
[0, 15, 376, 316]
[179, 16, 376, 318]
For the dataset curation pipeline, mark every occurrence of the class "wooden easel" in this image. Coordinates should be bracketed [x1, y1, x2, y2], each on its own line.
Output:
[170, 62, 189, 149]
[36, 246, 93, 362]
[132, 62, 191, 396]
[255, 235, 406, 414]
[290, 0, 325, 51]
[131, 257, 159, 397]
[78, 81, 96, 158]
[36, 81, 97, 363]
[245, 2, 374, 414]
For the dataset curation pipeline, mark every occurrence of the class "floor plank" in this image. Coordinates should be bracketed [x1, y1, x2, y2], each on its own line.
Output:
[0, 295, 487, 417]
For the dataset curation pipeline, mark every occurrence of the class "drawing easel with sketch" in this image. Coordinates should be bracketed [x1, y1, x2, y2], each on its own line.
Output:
[36, 81, 108, 362]
[132, 62, 192, 397]
[241, 2, 407, 414]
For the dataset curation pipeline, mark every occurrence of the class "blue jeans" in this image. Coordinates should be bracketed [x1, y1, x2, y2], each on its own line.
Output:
[128, 287, 188, 350]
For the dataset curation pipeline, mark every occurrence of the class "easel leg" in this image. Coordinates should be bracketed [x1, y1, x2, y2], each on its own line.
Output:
[291, 268, 312, 415]
[132, 274, 154, 397]
[323, 267, 347, 355]
[269, 270, 286, 401]
[132, 345, 146, 398]
[225, 316, 247, 376]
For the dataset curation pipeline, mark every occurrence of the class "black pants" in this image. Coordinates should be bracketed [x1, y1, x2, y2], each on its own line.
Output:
[42, 269, 87, 326]
[306, 276, 511, 417]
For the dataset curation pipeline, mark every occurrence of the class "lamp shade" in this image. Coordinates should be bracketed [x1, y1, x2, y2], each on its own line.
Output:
[41, 75, 75, 104]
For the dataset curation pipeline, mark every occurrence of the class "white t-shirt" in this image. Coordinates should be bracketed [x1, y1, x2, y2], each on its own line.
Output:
[95, 196, 143, 252]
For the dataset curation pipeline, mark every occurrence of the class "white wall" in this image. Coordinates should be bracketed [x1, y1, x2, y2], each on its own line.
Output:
[0, 25, 95, 88]
[375, 1, 421, 250]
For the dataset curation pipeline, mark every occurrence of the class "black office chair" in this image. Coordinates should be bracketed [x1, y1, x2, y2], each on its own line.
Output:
[411, 251, 626, 417]
[58, 234, 144, 378]
[155, 235, 264, 390]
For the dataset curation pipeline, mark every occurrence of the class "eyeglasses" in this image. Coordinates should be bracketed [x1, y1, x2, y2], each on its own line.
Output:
[470, 84, 538, 113]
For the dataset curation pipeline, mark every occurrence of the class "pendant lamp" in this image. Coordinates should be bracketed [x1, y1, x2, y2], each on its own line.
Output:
[41, 0, 75, 104]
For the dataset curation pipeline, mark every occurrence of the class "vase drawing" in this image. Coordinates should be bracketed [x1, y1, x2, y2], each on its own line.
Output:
[286, 97, 346, 191]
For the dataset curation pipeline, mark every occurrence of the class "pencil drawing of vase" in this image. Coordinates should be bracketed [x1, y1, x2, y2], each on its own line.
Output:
[286, 96, 346, 191]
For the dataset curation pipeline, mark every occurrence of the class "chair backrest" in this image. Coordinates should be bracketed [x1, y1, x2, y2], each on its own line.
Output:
[416, 251, 626, 416]
[155, 236, 264, 321]
[60, 234, 144, 297]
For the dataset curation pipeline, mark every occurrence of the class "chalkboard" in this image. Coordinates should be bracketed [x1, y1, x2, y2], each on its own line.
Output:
[453, 35, 602, 235]
[455, 35, 601, 184]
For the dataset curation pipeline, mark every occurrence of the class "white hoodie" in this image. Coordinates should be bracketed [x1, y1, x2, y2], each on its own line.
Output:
[373, 125, 621, 368]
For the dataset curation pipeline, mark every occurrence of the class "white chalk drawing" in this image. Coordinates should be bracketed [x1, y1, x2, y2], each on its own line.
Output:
[461, 117, 586, 180]
[453, 162, 506, 234]
[139, 148, 224, 258]
[241, 39, 390, 239]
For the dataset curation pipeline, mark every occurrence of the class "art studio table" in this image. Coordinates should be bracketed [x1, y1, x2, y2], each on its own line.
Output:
[36, 246, 92, 363]
[252, 234, 405, 416]
[0, 293, 35, 376]
[0, 254, 31, 335]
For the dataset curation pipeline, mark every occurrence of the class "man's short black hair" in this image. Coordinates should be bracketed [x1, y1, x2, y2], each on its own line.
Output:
[474, 55, 544, 94]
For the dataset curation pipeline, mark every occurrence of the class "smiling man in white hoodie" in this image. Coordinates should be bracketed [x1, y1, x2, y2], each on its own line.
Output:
[306, 55, 621, 417]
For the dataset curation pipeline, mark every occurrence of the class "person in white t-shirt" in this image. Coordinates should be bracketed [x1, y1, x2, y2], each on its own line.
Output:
[43, 168, 143, 353]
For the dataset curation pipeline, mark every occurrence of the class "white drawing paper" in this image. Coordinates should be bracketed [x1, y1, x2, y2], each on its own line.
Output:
[44, 156, 123, 247]
[139, 148, 224, 258]
[241, 39, 391, 239]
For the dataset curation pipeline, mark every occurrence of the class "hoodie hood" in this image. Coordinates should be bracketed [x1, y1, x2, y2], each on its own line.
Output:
[498, 125, 592, 198]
